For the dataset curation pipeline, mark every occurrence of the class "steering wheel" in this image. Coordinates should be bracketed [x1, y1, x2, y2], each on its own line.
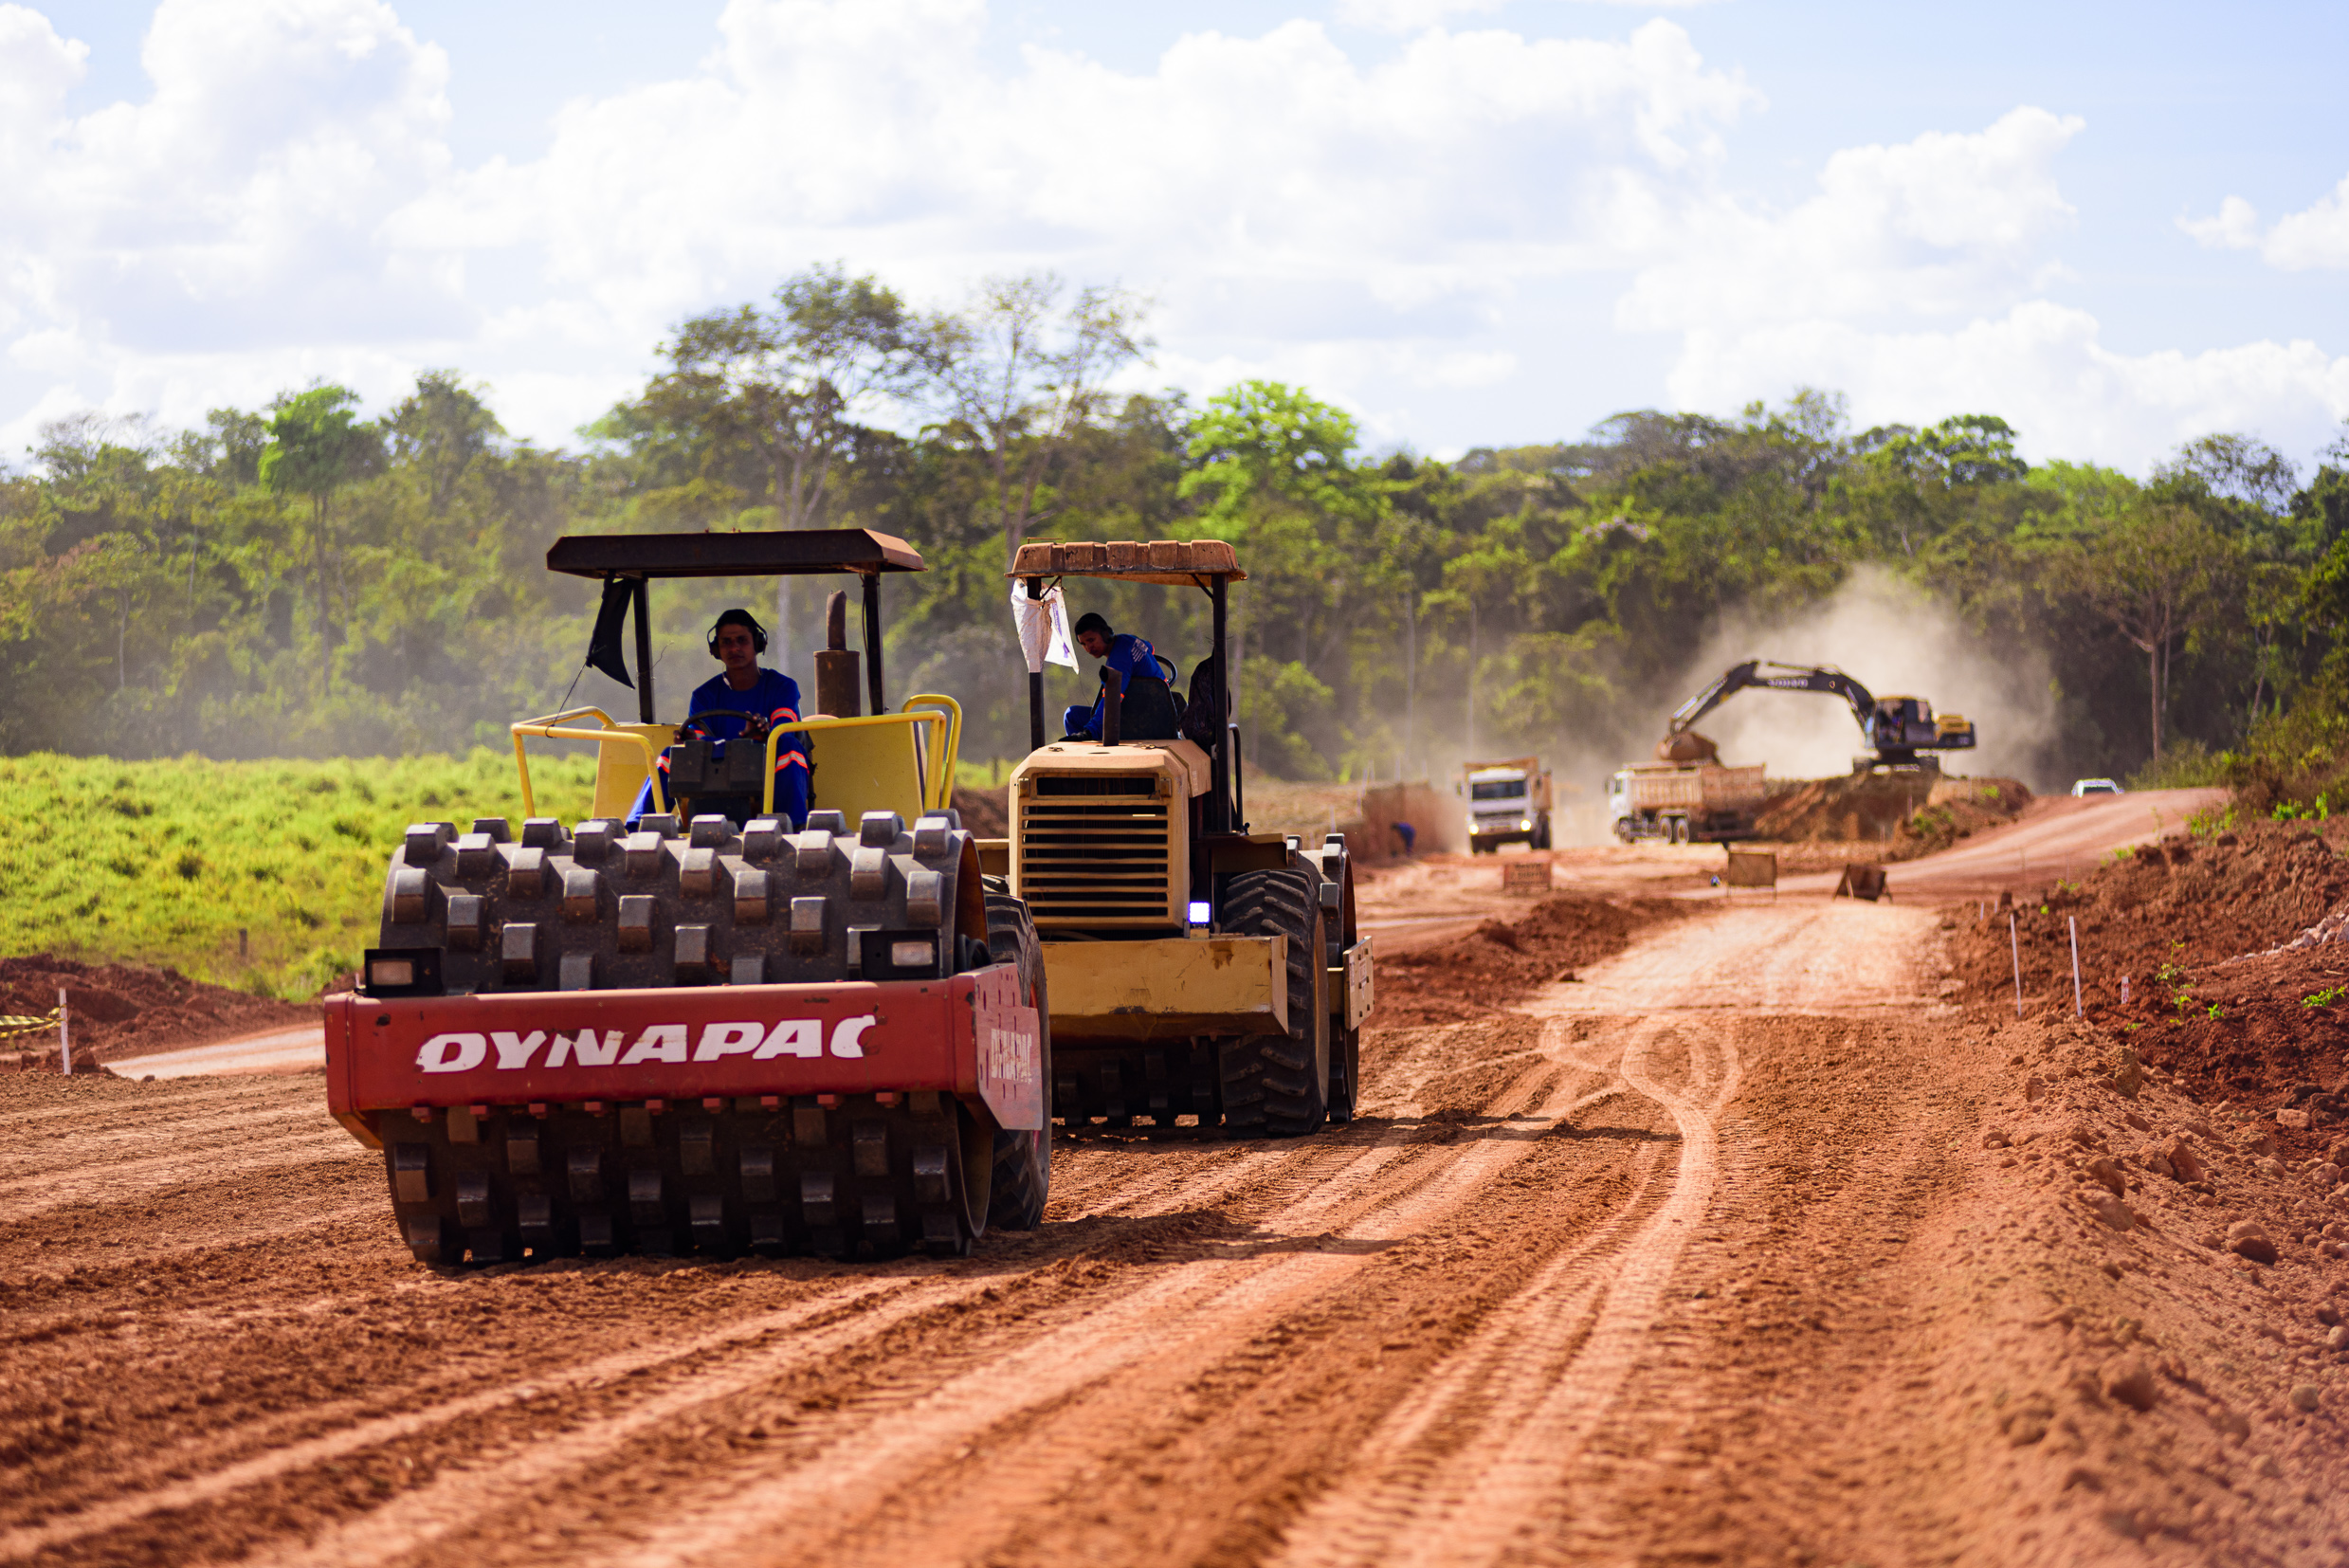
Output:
[678, 709, 774, 743]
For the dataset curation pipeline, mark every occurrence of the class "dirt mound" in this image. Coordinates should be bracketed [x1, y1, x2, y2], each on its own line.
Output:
[1946, 815, 2349, 1144]
[1944, 1014, 2349, 1547]
[0, 955, 309, 1067]
[951, 783, 1009, 838]
[1757, 773, 2028, 857]
[1376, 892, 1688, 1027]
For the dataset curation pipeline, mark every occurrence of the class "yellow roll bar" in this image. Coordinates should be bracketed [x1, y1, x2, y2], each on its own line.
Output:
[756, 708, 954, 814]
[510, 707, 664, 820]
[904, 693, 963, 811]
[512, 699, 966, 822]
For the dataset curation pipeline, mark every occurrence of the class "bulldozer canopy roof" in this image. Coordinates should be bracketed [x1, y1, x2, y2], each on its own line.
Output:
[547, 529, 924, 579]
[1008, 538, 1246, 585]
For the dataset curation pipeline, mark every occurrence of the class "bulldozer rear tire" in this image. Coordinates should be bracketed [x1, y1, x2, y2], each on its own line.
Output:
[1216, 868, 1327, 1137]
[983, 892, 1051, 1230]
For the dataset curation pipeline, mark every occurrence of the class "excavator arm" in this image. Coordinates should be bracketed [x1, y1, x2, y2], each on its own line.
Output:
[1664, 660, 1973, 768]
[1667, 660, 1877, 739]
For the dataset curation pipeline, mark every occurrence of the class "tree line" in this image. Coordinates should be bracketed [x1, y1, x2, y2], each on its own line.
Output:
[5, 264, 2345, 802]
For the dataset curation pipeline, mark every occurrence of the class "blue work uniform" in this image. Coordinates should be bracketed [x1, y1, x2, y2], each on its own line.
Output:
[630, 667, 811, 827]
[1063, 633, 1156, 740]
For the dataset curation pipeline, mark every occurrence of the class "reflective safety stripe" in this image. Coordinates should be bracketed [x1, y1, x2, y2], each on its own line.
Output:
[769, 707, 805, 771]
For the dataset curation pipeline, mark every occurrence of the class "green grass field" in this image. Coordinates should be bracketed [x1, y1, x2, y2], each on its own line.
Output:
[7, 750, 1375, 1001]
[4, 750, 598, 998]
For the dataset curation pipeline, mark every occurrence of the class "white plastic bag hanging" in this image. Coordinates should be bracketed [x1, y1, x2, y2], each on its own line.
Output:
[1011, 582, 1076, 674]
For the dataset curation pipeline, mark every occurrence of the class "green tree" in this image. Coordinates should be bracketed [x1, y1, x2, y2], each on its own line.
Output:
[918, 273, 1152, 566]
[390, 372, 502, 514]
[1177, 382, 1392, 771]
[261, 385, 382, 684]
[1179, 380, 1365, 528]
[2059, 502, 2235, 759]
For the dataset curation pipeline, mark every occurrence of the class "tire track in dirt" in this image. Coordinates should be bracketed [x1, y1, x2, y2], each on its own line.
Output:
[14, 1028, 1587, 1568]
[0, 899, 1720, 1568]
[226, 1277, 1023, 1568]
[1268, 1012, 1741, 1567]
[278, 1055, 1610, 1568]
[1044, 1014, 1511, 1224]
[1, 1134, 361, 1221]
[0, 1280, 946, 1563]
[552, 1067, 1625, 1568]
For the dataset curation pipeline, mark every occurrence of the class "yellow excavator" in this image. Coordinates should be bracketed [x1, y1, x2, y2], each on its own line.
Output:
[1666, 660, 1976, 773]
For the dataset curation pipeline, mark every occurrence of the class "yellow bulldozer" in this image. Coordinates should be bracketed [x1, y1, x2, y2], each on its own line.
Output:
[992, 539, 1373, 1134]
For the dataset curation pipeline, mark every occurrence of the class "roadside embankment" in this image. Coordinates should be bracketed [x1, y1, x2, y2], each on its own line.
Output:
[1757, 771, 2030, 857]
[0, 954, 311, 1070]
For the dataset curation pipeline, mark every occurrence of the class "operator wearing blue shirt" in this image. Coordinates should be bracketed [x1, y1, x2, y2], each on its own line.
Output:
[629, 608, 811, 827]
[1063, 611, 1156, 740]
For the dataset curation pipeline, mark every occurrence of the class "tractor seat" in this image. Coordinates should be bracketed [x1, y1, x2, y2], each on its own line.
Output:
[1119, 674, 1182, 741]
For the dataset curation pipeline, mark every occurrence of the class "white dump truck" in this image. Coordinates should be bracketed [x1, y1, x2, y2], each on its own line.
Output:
[1459, 757, 1554, 852]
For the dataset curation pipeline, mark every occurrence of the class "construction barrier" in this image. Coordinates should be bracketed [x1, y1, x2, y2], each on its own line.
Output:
[1834, 864, 1890, 902]
[0, 1010, 61, 1042]
[1501, 861, 1553, 897]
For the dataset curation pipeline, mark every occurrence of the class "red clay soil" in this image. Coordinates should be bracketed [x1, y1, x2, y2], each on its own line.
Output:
[1947, 817, 2349, 1149]
[1375, 892, 1691, 1027]
[6, 851, 2347, 1563]
[1921, 1012, 2349, 1552]
[1757, 772, 2030, 859]
[0, 955, 309, 1069]
[949, 784, 1009, 838]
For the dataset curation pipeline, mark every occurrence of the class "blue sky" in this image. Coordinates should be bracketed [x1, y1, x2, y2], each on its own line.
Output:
[9, 0, 2349, 473]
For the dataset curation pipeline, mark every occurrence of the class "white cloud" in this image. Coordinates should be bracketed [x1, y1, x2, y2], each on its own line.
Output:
[0, 0, 2340, 479]
[1666, 301, 2349, 471]
[1332, 0, 1507, 32]
[2177, 193, 2260, 251]
[3, 0, 1761, 450]
[2180, 176, 2349, 270]
[2262, 177, 2349, 270]
[1, 0, 457, 444]
[1620, 107, 2082, 333]
[1619, 108, 2349, 470]
[1334, 0, 1721, 25]
[392, 4, 1757, 301]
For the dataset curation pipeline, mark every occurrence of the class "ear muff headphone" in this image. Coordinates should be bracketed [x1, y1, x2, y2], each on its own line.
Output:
[707, 610, 769, 658]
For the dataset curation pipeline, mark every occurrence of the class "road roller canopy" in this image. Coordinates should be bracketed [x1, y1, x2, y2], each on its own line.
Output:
[548, 528, 925, 580]
[1006, 538, 1247, 832]
[555, 528, 924, 724]
[1007, 538, 1244, 586]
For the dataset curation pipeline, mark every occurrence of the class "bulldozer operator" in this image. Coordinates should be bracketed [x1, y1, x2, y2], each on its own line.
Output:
[628, 608, 811, 828]
[1063, 611, 1181, 741]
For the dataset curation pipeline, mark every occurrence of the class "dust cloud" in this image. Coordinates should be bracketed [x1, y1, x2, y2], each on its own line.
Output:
[1672, 567, 2058, 788]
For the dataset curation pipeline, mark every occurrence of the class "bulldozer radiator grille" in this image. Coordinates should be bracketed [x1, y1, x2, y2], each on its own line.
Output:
[1017, 787, 1174, 925]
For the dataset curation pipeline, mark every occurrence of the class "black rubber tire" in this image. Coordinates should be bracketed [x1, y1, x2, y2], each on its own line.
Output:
[1327, 1021, 1360, 1123]
[1216, 867, 1328, 1137]
[983, 892, 1051, 1230]
[1321, 856, 1358, 1125]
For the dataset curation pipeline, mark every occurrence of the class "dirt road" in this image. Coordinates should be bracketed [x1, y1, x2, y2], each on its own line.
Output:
[6, 839, 2341, 1565]
[1882, 788, 2227, 902]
